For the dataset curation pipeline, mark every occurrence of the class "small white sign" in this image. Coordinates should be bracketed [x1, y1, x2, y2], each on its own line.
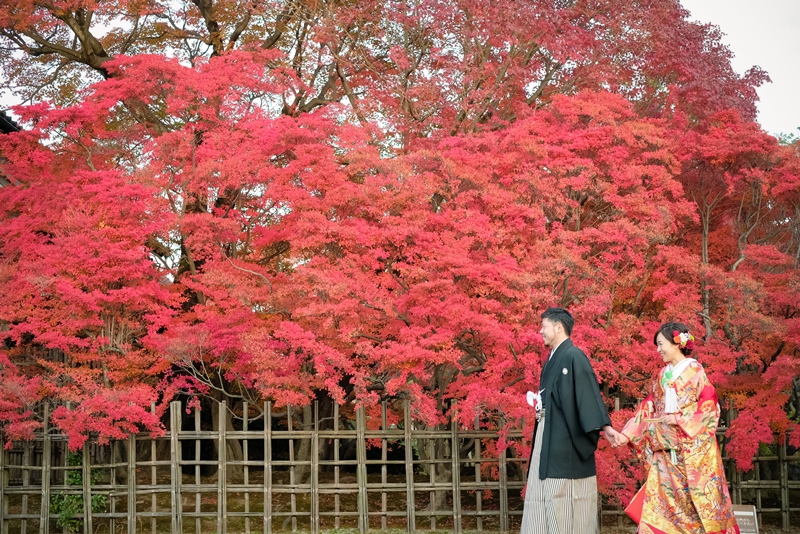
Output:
[731, 504, 758, 534]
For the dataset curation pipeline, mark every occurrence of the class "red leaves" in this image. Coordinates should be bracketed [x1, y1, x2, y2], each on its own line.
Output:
[50, 387, 163, 450]
[0, 39, 798, 487]
[726, 410, 779, 471]
[0, 351, 42, 447]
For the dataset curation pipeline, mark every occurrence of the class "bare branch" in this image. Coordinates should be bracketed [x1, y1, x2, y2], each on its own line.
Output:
[226, 257, 274, 291]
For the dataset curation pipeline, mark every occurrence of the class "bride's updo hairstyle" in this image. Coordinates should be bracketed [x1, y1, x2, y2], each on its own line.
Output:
[653, 322, 695, 357]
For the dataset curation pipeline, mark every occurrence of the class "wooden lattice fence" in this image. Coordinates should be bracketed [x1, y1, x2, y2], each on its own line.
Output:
[1, 400, 530, 534]
[0, 399, 798, 534]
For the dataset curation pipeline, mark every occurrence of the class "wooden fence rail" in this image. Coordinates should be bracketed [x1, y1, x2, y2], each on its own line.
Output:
[0, 400, 798, 533]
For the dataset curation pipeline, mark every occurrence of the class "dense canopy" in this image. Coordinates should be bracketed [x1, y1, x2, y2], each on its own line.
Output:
[1, 0, 799, 499]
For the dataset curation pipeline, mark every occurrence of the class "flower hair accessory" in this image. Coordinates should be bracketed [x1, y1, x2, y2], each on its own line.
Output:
[672, 330, 695, 350]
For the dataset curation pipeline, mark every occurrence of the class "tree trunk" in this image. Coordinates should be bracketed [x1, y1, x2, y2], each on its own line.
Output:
[700, 203, 714, 340]
[292, 405, 314, 484]
[416, 431, 452, 513]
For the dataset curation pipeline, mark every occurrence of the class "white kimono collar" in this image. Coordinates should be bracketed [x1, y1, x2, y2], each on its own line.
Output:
[663, 358, 695, 413]
[665, 357, 695, 381]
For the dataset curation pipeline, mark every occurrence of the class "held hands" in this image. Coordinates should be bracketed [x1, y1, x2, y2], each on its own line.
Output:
[605, 414, 681, 450]
[613, 432, 630, 448]
[603, 426, 629, 448]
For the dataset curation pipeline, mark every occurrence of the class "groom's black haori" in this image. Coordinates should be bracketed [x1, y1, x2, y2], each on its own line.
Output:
[534, 337, 611, 479]
[520, 307, 612, 534]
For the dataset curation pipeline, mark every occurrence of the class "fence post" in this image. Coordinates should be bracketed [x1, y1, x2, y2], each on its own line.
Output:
[170, 401, 183, 534]
[380, 402, 388, 531]
[311, 401, 319, 534]
[243, 402, 250, 534]
[450, 404, 462, 534]
[779, 440, 789, 529]
[22, 443, 30, 534]
[218, 401, 227, 534]
[39, 405, 51, 534]
[263, 402, 272, 534]
[127, 435, 136, 534]
[333, 403, 341, 530]
[82, 443, 92, 534]
[499, 417, 509, 534]
[356, 405, 369, 533]
[288, 405, 297, 531]
[473, 414, 484, 532]
[0, 433, 5, 534]
[404, 401, 416, 534]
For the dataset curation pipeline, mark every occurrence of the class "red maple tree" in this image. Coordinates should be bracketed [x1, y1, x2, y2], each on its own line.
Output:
[1, 0, 798, 501]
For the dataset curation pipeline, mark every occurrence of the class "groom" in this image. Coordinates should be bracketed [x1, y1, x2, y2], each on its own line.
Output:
[520, 307, 619, 534]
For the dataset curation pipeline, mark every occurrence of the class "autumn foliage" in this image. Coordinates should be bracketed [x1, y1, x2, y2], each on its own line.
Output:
[1, 0, 799, 500]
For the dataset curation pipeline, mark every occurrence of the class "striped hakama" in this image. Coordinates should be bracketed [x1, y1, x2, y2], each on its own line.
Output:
[520, 413, 599, 534]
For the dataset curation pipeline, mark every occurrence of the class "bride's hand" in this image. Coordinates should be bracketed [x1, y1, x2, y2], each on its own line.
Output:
[662, 414, 680, 425]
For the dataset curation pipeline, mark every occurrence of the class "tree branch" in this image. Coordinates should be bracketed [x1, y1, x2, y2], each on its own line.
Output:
[226, 257, 274, 291]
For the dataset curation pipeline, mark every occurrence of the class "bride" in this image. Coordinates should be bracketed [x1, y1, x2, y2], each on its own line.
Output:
[612, 322, 739, 534]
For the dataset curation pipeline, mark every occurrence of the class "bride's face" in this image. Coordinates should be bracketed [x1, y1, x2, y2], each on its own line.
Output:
[655, 332, 683, 365]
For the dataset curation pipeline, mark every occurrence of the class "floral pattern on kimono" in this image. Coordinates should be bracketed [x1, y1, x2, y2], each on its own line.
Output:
[621, 360, 739, 534]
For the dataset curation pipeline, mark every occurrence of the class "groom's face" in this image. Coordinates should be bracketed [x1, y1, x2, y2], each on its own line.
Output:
[540, 318, 560, 348]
